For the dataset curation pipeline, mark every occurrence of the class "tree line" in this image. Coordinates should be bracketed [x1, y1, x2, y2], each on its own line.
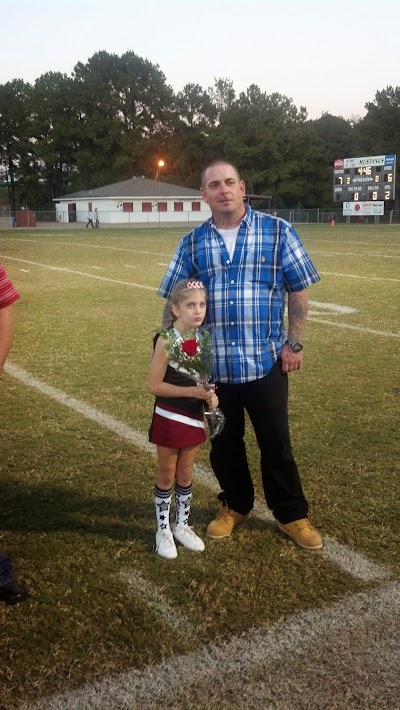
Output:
[1, 50, 399, 211]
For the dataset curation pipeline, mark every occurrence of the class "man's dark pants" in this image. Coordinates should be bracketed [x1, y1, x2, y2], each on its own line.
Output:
[210, 360, 308, 524]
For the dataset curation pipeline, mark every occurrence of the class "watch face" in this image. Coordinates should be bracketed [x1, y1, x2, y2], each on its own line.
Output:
[290, 342, 303, 353]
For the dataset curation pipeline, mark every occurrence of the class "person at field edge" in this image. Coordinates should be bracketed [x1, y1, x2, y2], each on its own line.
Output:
[148, 279, 219, 559]
[86, 210, 94, 228]
[158, 159, 323, 551]
[94, 208, 100, 229]
[0, 263, 30, 605]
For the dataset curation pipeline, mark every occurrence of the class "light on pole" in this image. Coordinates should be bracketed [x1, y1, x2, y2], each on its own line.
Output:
[155, 160, 165, 180]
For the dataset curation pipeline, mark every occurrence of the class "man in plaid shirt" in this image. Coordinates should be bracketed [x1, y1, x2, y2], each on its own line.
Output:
[158, 160, 323, 550]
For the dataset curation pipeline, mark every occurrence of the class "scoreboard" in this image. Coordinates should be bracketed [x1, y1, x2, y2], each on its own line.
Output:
[333, 154, 396, 202]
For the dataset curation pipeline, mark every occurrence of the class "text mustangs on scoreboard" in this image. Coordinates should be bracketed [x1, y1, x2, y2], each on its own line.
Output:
[333, 154, 396, 202]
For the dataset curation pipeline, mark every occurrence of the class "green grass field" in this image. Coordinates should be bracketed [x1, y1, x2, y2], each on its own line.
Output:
[0, 224, 399, 709]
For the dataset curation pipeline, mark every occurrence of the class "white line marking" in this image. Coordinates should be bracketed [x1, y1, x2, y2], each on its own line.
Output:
[308, 310, 338, 316]
[4, 362, 389, 582]
[313, 250, 400, 259]
[124, 264, 136, 268]
[244, 503, 389, 582]
[4, 362, 154, 452]
[30, 580, 399, 709]
[310, 238, 400, 248]
[319, 270, 400, 283]
[321, 535, 390, 581]
[308, 317, 400, 338]
[90, 266, 102, 270]
[120, 572, 196, 635]
[0, 256, 157, 292]
[20, 268, 30, 272]
[309, 300, 356, 314]
[1, 238, 172, 257]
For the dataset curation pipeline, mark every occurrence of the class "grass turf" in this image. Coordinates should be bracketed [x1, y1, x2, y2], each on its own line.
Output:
[0, 224, 399, 707]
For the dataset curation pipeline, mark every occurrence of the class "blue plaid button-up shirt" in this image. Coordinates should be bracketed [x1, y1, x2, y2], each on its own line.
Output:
[158, 207, 320, 383]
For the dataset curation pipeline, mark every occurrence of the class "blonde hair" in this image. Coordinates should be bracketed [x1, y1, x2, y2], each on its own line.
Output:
[164, 279, 207, 327]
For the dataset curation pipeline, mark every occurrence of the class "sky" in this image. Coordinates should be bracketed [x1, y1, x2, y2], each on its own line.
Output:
[2, 0, 400, 121]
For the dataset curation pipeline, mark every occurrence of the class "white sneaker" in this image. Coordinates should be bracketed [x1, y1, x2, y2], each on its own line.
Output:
[172, 525, 205, 552]
[156, 530, 177, 559]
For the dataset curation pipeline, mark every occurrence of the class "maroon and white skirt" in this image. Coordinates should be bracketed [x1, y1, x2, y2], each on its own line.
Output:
[149, 402, 206, 448]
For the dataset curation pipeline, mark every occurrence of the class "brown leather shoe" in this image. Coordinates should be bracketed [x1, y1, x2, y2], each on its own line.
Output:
[0, 581, 30, 605]
[276, 518, 323, 550]
[207, 504, 249, 538]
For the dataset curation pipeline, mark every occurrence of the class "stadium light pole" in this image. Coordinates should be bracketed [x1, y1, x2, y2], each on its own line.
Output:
[155, 160, 165, 180]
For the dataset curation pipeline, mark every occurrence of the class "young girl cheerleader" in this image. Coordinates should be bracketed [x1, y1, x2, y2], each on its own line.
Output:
[148, 279, 219, 559]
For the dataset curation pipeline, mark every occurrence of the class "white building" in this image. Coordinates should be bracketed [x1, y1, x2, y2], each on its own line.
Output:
[54, 176, 211, 225]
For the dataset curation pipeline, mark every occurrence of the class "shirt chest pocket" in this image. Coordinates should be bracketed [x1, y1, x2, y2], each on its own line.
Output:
[246, 255, 283, 289]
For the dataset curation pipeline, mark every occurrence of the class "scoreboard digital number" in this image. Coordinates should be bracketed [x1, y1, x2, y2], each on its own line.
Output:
[333, 154, 396, 202]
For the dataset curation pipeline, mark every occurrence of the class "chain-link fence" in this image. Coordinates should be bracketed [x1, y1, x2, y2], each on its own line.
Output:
[2, 208, 400, 228]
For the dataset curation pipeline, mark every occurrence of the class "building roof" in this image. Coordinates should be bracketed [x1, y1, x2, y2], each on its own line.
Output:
[56, 176, 201, 201]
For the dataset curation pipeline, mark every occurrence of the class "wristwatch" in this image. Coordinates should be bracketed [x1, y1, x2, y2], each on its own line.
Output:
[285, 339, 303, 353]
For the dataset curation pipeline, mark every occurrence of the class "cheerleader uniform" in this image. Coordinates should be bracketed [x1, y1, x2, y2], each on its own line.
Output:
[149, 331, 206, 448]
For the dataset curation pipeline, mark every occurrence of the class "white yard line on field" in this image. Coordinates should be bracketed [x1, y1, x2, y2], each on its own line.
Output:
[120, 572, 196, 636]
[319, 270, 400, 283]
[308, 301, 356, 314]
[308, 238, 400, 248]
[4, 362, 389, 583]
[1, 238, 172, 257]
[30, 579, 399, 710]
[313, 250, 400, 259]
[308, 317, 400, 338]
[0, 255, 157, 291]
[3, 252, 399, 294]
[3, 254, 398, 339]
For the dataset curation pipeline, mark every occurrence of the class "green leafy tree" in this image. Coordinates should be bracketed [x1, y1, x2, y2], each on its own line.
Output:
[72, 51, 174, 187]
[208, 78, 236, 122]
[160, 83, 219, 186]
[313, 113, 355, 162]
[213, 87, 327, 207]
[311, 113, 356, 206]
[353, 86, 400, 206]
[0, 79, 32, 210]
[31, 71, 82, 206]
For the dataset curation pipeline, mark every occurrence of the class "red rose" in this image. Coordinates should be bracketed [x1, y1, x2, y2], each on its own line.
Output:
[182, 339, 199, 356]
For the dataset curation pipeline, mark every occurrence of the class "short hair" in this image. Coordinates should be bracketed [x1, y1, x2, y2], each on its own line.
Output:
[200, 159, 241, 187]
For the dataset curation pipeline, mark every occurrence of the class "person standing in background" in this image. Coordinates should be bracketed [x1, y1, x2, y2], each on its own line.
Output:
[86, 210, 94, 228]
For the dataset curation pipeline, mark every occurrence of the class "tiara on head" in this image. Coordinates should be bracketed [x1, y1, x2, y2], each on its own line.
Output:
[186, 280, 204, 289]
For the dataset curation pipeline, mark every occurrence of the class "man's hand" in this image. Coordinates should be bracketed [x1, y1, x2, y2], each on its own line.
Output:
[280, 344, 303, 373]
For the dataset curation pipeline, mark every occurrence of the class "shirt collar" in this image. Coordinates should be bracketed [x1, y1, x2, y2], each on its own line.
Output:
[207, 205, 253, 233]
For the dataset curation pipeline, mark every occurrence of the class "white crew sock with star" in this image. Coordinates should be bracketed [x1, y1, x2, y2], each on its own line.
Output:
[174, 483, 192, 528]
[154, 485, 172, 533]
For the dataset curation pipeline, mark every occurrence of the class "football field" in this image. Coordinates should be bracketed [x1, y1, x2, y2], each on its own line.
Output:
[0, 224, 399, 709]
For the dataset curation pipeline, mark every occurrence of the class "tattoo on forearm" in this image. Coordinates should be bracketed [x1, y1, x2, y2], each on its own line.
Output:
[288, 292, 308, 341]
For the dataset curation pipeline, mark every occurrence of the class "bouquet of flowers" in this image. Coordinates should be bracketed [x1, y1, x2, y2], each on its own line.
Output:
[160, 327, 225, 439]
